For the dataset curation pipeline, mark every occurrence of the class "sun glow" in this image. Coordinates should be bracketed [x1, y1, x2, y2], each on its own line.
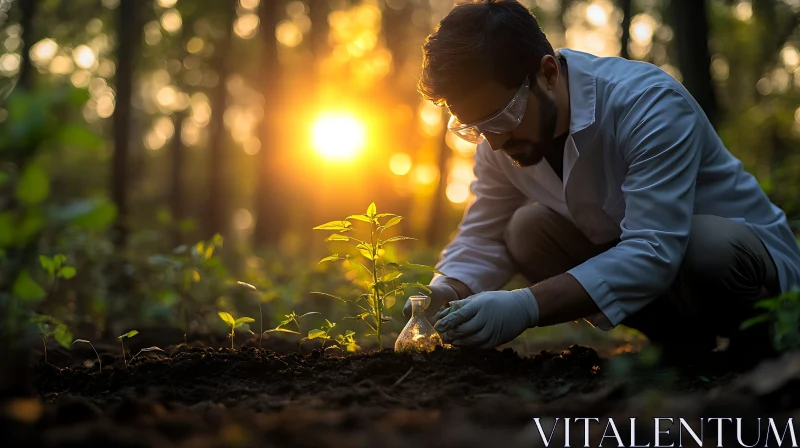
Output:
[312, 113, 366, 161]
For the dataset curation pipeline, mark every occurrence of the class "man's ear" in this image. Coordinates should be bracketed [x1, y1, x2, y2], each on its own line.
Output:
[538, 54, 560, 91]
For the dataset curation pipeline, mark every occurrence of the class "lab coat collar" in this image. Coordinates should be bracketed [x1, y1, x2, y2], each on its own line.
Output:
[557, 48, 597, 137]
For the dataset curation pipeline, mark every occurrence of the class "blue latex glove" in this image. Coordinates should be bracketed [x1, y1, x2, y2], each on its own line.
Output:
[433, 288, 539, 349]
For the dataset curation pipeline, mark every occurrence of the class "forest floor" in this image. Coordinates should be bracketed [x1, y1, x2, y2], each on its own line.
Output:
[3, 332, 800, 447]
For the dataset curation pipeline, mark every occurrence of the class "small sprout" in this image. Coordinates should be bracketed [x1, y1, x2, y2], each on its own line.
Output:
[72, 339, 101, 373]
[117, 330, 139, 366]
[128, 346, 165, 365]
[237, 281, 264, 350]
[218, 311, 255, 350]
[307, 319, 336, 354]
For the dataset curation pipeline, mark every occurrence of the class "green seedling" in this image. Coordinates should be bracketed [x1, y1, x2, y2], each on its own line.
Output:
[236, 281, 266, 349]
[39, 254, 77, 292]
[307, 319, 336, 354]
[29, 315, 72, 364]
[334, 330, 361, 355]
[128, 346, 165, 365]
[118, 330, 138, 366]
[265, 311, 320, 336]
[218, 312, 255, 350]
[313, 202, 442, 350]
[72, 339, 102, 373]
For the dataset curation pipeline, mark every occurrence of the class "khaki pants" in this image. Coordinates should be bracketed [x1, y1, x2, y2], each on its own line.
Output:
[504, 203, 780, 354]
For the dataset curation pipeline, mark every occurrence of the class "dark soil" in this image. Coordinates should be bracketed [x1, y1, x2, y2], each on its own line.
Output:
[1, 336, 796, 448]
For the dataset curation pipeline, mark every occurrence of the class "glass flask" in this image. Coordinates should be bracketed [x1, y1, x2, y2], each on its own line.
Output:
[395, 295, 444, 353]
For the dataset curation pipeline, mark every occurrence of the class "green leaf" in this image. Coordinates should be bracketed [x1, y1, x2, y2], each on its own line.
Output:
[234, 317, 256, 326]
[308, 329, 326, 339]
[54, 325, 73, 349]
[264, 328, 301, 334]
[318, 254, 345, 264]
[298, 311, 321, 319]
[39, 256, 55, 277]
[384, 294, 396, 309]
[12, 270, 46, 302]
[119, 330, 139, 339]
[381, 271, 403, 282]
[366, 202, 377, 218]
[374, 213, 398, 219]
[402, 282, 433, 294]
[313, 220, 352, 231]
[325, 234, 351, 242]
[218, 312, 236, 326]
[67, 201, 117, 230]
[383, 216, 403, 229]
[16, 164, 49, 205]
[53, 254, 66, 267]
[310, 292, 348, 303]
[58, 124, 102, 148]
[358, 248, 374, 260]
[57, 266, 76, 280]
[382, 236, 416, 245]
[346, 214, 372, 223]
[740, 314, 770, 330]
[400, 263, 444, 275]
[72, 339, 91, 345]
[344, 330, 355, 338]
[237, 281, 257, 291]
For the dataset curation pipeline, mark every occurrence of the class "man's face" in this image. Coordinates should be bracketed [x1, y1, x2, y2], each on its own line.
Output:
[448, 78, 559, 167]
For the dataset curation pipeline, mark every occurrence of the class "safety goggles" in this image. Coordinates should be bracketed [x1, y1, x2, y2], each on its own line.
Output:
[447, 77, 530, 144]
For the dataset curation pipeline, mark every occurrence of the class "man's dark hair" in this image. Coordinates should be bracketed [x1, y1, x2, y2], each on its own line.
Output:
[418, 0, 554, 107]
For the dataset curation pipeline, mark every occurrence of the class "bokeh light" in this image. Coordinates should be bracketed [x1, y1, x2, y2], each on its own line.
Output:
[389, 153, 412, 176]
[276, 21, 303, 48]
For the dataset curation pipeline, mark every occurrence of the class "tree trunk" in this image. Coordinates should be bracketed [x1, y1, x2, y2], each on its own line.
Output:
[204, 1, 236, 240]
[18, 0, 37, 90]
[426, 122, 450, 246]
[111, 0, 139, 248]
[253, 0, 284, 246]
[309, 0, 328, 58]
[170, 113, 185, 244]
[668, 0, 719, 126]
[617, 0, 632, 60]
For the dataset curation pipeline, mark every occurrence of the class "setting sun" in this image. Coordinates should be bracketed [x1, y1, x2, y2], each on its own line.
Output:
[312, 113, 366, 161]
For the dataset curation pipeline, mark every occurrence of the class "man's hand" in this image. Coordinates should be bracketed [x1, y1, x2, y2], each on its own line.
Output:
[402, 283, 460, 321]
[433, 288, 540, 349]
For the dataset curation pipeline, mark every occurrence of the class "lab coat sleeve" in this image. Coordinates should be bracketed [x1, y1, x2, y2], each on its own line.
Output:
[430, 142, 529, 295]
[567, 87, 704, 326]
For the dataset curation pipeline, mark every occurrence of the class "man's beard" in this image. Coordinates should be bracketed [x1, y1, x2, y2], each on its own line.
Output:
[502, 90, 559, 168]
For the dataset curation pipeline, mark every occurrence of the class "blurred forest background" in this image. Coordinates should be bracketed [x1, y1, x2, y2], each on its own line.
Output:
[1, 0, 799, 352]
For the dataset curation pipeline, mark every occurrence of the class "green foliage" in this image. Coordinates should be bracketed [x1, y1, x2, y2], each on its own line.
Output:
[0, 85, 112, 345]
[313, 202, 442, 350]
[218, 311, 255, 350]
[145, 234, 227, 331]
[740, 288, 800, 351]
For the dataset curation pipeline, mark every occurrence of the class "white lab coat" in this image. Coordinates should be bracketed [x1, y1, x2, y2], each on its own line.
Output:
[432, 48, 800, 328]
